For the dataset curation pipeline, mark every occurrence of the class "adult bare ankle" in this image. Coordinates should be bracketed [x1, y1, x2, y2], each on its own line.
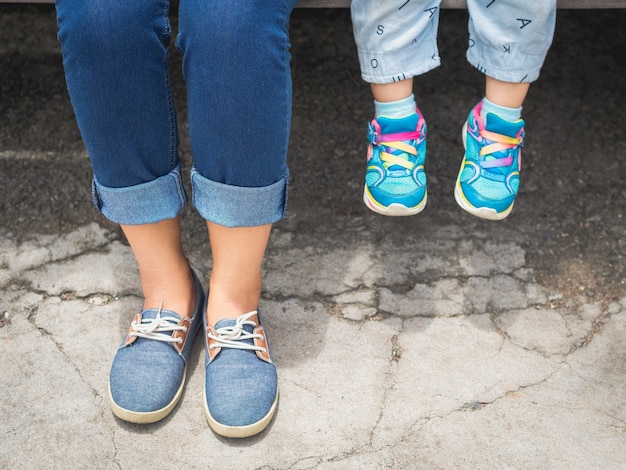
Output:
[140, 264, 198, 318]
[205, 277, 262, 326]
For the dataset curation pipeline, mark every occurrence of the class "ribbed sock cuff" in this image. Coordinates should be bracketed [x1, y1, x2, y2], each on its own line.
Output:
[374, 94, 417, 119]
[481, 97, 523, 122]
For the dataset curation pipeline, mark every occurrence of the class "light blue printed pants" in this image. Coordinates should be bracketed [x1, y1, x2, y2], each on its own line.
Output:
[351, 0, 557, 84]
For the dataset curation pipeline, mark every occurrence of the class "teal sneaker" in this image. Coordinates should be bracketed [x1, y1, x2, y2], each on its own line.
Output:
[363, 109, 427, 216]
[454, 101, 525, 220]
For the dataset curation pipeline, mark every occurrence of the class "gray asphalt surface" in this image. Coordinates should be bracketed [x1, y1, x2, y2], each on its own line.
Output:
[1, 5, 625, 469]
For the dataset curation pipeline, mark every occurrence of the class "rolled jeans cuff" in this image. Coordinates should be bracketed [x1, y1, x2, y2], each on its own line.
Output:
[191, 165, 289, 228]
[91, 165, 187, 225]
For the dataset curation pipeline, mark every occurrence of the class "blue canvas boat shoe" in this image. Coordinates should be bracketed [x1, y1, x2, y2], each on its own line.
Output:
[108, 269, 205, 423]
[203, 310, 278, 438]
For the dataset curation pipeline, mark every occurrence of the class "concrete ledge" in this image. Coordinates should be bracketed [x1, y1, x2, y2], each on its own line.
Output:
[3, 0, 626, 7]
[297, 0, 626, 7]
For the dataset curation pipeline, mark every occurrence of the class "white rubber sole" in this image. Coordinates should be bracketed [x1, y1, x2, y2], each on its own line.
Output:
[456, 120, 513, 221]
[108, 367, 187, 424]
[454, 177, 513, 221]
[203, 383, 279, 439]
[363, 187, 427, 217]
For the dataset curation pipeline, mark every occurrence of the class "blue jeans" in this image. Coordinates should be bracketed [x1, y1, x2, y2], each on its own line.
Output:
[56, 0, 299, 227]
[351, 0, 557, 84]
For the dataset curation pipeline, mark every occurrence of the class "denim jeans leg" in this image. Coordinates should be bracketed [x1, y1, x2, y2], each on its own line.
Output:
[56, 0, 187, 224]
[177, 0, 299, 227]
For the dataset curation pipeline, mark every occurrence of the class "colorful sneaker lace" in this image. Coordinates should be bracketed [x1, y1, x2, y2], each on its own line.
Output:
[454, 101, 525, 220]
[363, 109, 427, 216]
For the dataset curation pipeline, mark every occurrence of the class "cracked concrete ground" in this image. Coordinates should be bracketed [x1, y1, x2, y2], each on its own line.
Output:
[1, 5, 625, 470]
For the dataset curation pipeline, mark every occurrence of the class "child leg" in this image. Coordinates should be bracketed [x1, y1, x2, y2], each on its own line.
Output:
[455, 0, 557, 220]
[351, 0, 441, 215]
[485, 77, 530, 110]
[371, 79, 414, 104]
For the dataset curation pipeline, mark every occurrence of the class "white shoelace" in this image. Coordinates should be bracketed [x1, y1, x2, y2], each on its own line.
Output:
[207, 311, 266, 353]
[129, 303, 187, 344]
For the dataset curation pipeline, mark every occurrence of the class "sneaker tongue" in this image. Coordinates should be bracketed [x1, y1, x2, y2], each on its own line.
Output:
[141, 308, 180, 321]
[484, 112, 524, 137]
[377, 113, 419, 134]
[481, 113, 524, 174]
[214, 318, 237, 329]
[376, 114, 420, 172]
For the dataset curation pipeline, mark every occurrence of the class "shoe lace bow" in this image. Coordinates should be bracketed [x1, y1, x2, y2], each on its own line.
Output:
[207, 311, 266, 353]
[129, 302, 187, 344]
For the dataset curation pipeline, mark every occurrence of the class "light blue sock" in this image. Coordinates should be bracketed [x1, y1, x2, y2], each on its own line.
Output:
[374, 94, 417, 119]
[481, 97, 522, 122]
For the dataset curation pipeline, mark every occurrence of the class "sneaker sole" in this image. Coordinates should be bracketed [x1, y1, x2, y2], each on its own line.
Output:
[454, 180, 513, 220]
[203, 383, 279, 438]
[454, 121, 513, 221]
[108, 366, 187, 424]
[363, 186, 427, 216]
